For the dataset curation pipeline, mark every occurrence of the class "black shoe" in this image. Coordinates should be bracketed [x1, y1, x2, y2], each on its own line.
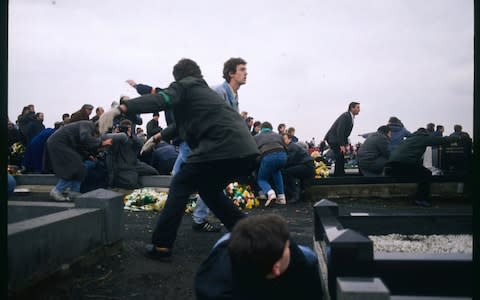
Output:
[414, 200, 432, 207]
[144, 244, 172, 261]
[192, 221, 222, 233]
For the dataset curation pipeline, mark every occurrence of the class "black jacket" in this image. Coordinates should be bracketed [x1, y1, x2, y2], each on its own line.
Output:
[285, 142, 312, 167]
[388, 130, 457, 165]
[324, 111, 353, 146]
[195, 237, 323, 300]
[357, 132, 390, 173]
[46, 121, 101, 181]
[124, 77, 259, 163]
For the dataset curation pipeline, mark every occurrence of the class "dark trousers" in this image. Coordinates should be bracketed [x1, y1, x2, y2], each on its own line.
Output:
[384, 162, 432, 202]
[282, 161, 315, 201]
[330, 144, 345, 176]
[151, 157, 255, 248]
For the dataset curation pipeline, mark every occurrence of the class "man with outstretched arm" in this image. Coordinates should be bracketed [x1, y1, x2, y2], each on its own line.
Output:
[118, 58, 259, 260]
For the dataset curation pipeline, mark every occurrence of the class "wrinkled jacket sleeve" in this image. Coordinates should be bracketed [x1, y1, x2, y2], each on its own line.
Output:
[79, 123, 101, 149]
[135, 83, 154, 95]
[378, 136, 390, 159]
[124, 82, 183, 115]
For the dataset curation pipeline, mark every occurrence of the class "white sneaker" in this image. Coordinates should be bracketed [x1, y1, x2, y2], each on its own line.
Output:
[277, 194, 286, 205]
[257, 191, 267, 200]
[50, 189, 69, 202]
[265, 190, 276, 207]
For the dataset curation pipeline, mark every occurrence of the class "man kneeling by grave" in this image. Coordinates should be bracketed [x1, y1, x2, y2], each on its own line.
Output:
[106, 119, 158, 189]
[281, 132, 315, 203]
[357, 125, 391, 176]
[195, 214, 324, 300]
[384, 127, 460, 207]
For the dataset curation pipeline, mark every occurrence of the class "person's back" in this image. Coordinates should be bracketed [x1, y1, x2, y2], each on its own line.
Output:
[388, 123, 410, 151]
[357, 126, 391, 176]
[151, 142, 178, 175]
[388, 129, 455, 166]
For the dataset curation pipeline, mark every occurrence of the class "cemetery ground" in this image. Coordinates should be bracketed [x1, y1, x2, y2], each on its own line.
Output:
[9, 191, 472, 300]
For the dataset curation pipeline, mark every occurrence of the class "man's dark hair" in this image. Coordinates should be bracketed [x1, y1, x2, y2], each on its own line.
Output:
[417, 127, 428, 133]
[377, 125, 391, 136]
[426, 123, 435, 132]
[81, 104, 94, 110]
[120, 119, 132, 127]
[173, 58, 203, 81]
[454, 124, 462, 132]
[223, 57, 247, 83]
[62, 113, 70, 120]
[228, 214, 290, 278]
[348, 102, 360, 111]
[253, 121, 261, 127]
[260, 121, 273, 130]
[436, 125, 444, 131]
[246, 116, 254, 122]
[153, 112, 160, 117]
[277, 123, 286, 131]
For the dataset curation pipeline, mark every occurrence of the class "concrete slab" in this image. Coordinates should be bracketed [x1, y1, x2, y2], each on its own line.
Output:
[8, 208, 104, 291]
[74, 188, 125, 245]
[8, 201, 74, 223]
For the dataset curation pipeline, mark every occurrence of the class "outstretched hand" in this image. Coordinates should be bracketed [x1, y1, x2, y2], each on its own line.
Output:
[126, 79, 137, 87]
[140, 133, 161, 155]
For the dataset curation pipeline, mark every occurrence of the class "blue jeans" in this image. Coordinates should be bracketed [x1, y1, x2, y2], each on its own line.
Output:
[8, 174, 16, 198]
[172, 142, 209, 224]
[54, 160, 95, 193]
[257, 151, 287, 195]
[54, 178, 81, 193]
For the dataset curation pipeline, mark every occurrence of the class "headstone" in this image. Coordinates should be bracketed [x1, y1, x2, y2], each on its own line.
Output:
[74, 188, 124, 245]
[337, 277, 390, 300]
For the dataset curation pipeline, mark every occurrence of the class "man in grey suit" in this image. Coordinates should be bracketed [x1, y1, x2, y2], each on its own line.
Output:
[324, 102, 360, 176]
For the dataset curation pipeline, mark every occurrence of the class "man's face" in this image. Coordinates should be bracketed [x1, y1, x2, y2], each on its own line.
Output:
[38, 113, 44, 121]
[230, 64, 247, 85]
[277, 240, 291, 275]
[351, 104, 360, 116]
[97, 108, 104, 116]
[282, 135, 291, 145]
[86, 108, 93, 116]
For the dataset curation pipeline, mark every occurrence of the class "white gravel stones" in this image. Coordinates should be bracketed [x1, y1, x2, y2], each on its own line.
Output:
[368, 234, 472, 254]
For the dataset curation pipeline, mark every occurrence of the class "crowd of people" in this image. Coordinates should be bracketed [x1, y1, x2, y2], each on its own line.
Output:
[6, 57, 474, 299]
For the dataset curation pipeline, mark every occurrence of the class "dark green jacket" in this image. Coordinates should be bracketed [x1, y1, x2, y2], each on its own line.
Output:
[124, 76, 259, 163]
[388, 130, 457, 165]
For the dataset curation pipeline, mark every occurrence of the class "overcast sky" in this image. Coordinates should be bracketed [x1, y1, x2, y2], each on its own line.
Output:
[8, 0, 473, 144]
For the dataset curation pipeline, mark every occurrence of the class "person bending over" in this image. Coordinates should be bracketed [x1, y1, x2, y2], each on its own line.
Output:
[195, 214, 324, 300]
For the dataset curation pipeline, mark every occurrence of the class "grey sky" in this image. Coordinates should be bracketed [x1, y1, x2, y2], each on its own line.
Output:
[8, 0, 473, 144]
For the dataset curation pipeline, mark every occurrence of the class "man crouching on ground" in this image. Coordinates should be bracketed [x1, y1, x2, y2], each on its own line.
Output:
[195, 214, 324, 300]
[118, 58, 259, 260]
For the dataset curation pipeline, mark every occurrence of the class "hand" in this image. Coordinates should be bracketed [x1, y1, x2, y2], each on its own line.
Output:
[101, 138, 113, 147]
[153, 132, 162, 142]
[118, 104, 128, 114]
[140, 135, 160, 155]
[126, 79, 137, 87]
